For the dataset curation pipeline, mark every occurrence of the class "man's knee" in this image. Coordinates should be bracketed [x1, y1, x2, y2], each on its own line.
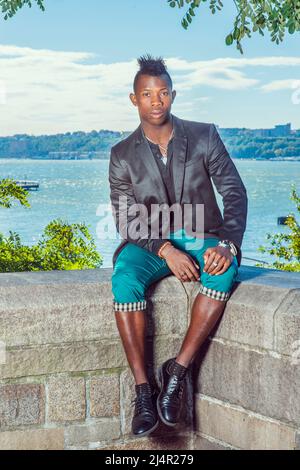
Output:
[199, 257, 239, 302]
[112, 268, 147, 310]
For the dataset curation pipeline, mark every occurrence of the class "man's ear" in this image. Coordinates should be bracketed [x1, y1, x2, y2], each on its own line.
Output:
[129, 92, 137, 107]
[172, 90, 176, 103]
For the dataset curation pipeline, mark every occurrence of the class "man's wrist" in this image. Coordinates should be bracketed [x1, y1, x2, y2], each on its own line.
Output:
[158, 241, 174, 259]
[217, 239, 238, 257]
[157, 241, 171, 259]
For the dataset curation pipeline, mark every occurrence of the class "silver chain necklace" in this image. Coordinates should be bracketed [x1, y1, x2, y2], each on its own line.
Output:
[145, 128, 174, 158]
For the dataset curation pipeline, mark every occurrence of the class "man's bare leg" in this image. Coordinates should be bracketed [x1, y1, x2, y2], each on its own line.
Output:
[156, 292, 226, 427]
[175, 292, 227, 368]
[115, 309, 159, 436]
[115, 310, 148, 385]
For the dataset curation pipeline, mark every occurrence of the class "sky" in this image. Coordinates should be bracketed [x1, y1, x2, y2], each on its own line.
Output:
[0, 0, 300, 135]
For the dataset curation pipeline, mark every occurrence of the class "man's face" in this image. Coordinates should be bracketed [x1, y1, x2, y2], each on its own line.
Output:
[130, 74, 176, 125]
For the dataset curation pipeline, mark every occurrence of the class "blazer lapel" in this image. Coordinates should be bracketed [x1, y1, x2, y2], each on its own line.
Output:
[172, 114, 188, 204]
[134, 137, 169, 203]
[134, 113, 188, 204]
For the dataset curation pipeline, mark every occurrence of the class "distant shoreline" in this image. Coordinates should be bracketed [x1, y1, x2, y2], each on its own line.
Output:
[1, 128, 300, 161]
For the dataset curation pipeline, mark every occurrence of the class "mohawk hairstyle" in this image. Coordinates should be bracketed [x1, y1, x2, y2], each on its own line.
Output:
[133, 53, 173, 93]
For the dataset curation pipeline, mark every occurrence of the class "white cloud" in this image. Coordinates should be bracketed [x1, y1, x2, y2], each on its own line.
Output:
[261, 79, 300, 92]
[166, 56, 259, 90]
[168, 56, 300, 68]
[0, 80, 6, 105]
[1, 45, 300, 135]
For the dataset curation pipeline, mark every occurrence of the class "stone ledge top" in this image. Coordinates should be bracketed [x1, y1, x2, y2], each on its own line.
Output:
[0, 268, 113, 286]
[236, 265, 300, 290]
[0, 265, 298, 290]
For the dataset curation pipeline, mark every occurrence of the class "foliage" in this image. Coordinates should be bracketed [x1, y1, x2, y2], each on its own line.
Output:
[0, 177, 30, 207]
[0, 0, 45, 19]
[0, 178, 102, 272]
[0, 230, 42, 272]
[0, 219, 103, 272]
[167, 0, 300, 54]
[256, 184, 300, 271]
[220, 134, 300, 160]
[36, 218, 103, 271]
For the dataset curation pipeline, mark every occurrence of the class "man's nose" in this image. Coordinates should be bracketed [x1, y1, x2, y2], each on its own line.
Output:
[151, 94, 163, 106]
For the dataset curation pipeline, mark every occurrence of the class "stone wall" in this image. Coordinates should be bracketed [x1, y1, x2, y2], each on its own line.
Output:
[0, 266, 299, 450]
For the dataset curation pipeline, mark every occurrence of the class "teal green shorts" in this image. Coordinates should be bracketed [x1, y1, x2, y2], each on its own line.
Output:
[112, 228, 239, 312]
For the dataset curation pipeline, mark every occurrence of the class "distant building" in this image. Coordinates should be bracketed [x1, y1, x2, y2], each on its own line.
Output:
[251, 123, 291, 137]
[272, 123, 291, 137]
[218, 123, 292, 138]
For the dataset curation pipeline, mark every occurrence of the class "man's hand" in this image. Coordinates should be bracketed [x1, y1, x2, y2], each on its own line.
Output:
[162, 246, 200, 282]
[203, 245, 233, 275]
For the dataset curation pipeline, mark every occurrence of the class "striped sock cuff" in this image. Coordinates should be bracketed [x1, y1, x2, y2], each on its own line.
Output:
[114, 300, 147, 312]
[198, 284, 230, 301]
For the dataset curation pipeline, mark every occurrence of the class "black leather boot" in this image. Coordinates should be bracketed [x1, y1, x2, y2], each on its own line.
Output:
[131, 383, 159, 437]
[157, 357, 188, 427]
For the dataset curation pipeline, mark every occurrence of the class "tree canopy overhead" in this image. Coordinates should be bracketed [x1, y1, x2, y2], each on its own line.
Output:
[168, 0, 300, 53]
[1, 1, 300, 53]
[0, 0, 45, 20]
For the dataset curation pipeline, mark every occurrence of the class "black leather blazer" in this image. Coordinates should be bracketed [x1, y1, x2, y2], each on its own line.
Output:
[109, 113, 248, 267]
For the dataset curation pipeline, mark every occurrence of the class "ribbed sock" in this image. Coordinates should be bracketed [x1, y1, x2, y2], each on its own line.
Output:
[135, 382, 152, 395]
[167, 358, 188, 380]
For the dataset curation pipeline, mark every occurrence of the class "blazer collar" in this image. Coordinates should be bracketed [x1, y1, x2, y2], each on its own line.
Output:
[133, 113, 188, 204]
[134, 113, 186, 144]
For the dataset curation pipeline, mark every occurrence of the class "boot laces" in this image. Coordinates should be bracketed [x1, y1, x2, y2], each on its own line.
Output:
[161, 374, 184, 406]
[131, 390, 155, 415]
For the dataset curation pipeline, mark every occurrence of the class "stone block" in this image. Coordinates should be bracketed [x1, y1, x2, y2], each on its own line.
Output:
[99, 435, 192, 450]
[195, 394, 296, 450]
[151, 336, 183, 368]
[185, 282, 290, 351]
[194, 339, 300, 426]
[65, 419, 120, 448]
[0, 428, 64, 450]
[0, 340, 127, 380]
[47, 375, 86, 423]
[295, 431, 300, 450]
[212, 284, 289, 350]
[194, 434, 236, 450]
[0, 282, 117, 347]
[146, 276, 188, 336]
[90, 374, 120, 417]
[274, 290, 300, 356]
[0, 383, 45, 428]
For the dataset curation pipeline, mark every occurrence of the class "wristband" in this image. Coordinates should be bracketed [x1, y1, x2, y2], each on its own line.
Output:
[217, 239, 238, 257]
[158, 241, 173, 259]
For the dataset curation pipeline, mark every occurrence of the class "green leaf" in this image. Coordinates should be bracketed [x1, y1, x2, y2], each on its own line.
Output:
[225, 33, 233, 45]
[236, 41, 243, 54]
[288, 23, 296, 34]
[181, 18, 188, 29]
[233, 26, 240, 39]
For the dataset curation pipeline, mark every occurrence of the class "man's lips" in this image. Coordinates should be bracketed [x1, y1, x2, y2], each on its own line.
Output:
[150, 110, 164, 117]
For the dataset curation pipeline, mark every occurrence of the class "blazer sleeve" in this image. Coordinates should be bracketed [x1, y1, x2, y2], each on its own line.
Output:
[205, 123, 248, 253]
[109, 146, 170, 256]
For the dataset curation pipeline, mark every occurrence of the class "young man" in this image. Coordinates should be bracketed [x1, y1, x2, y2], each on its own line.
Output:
[109, 54, 248, 437]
